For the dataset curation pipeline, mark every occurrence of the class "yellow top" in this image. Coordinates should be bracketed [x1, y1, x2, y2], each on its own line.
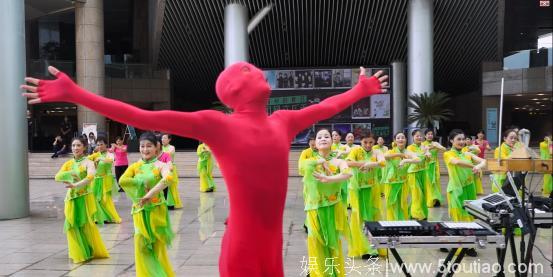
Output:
[298, 147, 317, 176]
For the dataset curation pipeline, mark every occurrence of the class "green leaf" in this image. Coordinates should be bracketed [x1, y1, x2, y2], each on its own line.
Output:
[407, 91, 454, 129]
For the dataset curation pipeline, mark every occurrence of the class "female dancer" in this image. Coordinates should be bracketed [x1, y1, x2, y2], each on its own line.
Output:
[407, 129, 431, 220]
[346, 133, 385, 258]
[443, 129, 485, 256]
[491, 129, 517, 192]
[421, 129, 446, 207]
[298, 136, 317, 233]
[111, 136, 128, 192]
[373, 136, 388, 153]
[298, 137, 317, 175]
[373, 136, 389, 197]
[161, 134, 183, 208]
[301, 129, 351, 277]
[55, 137, 109, 263]
[540, 135, 552, 196]
[337, 132, 357, 158]
[331, 130, 343, 153]
[157, 135, 175, 210]
[119, 132, 175, 277]
[343, 132, 357, 151]
[330, 130, 349, 206]
[462, 137, 484, 194]
[197, 142, 216, 192]
[88, 136, 122, 223]
[382, 132, 420, 220]
[340, 132, 358, 207]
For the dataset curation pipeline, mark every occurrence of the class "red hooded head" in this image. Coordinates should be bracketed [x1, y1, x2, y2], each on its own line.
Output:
[215, 62, 271, 113]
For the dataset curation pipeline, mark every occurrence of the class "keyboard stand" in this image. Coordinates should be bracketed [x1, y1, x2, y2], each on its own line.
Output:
[389, 248, 411, 277]
[386, 247, 469, 277]
[495, 211, 521, 277]
[437, 248, 467, 277]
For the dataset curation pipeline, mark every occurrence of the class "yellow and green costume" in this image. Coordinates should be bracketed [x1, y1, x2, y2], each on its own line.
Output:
[55, 157, 109, 263]
[372, 145, 388, 153]
[491, 143, 513, 192]
[298, 147, 317, 229]
[406, 144, 429, 220]
[346, 147, 385, 257]
[197, 143, 216, 192]
[331, 142, 343, 152]
[372, 144, 388, 196]
[421, 141, 443, 207]
[443, 149, 477, 221]
[120, 158, 175, 277]
[162, 145, 183, 208]
[462, 146, 484, 195]
[341, 144, 357, 208]
[332, 143, 349, 206]
[382, 147, 409, 220]
[298, 147, 317, 176]
[540, 140, 552, 196]
[301, 154, 350, 277]
[88, 151, 121, 224]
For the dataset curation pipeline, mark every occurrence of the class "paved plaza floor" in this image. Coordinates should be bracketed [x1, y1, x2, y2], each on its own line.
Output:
[0, 175, 551, 276]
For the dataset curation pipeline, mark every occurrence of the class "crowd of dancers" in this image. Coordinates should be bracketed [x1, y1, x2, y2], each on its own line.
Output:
[45, 123, 553, 277]
[21, 63, 551, 277]
[53, 132, 216, 276]
[298, 128, 552, 276]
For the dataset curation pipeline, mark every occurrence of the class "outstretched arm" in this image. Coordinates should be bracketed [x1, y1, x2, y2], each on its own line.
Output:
[22, 67, 226, 143]
[275, 68, 387, 135]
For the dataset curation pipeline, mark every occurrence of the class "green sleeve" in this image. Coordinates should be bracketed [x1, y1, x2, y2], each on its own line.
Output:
[54, 161, 74, 183]
[119, 164, 143, 204]
[96, 160, 111, 175]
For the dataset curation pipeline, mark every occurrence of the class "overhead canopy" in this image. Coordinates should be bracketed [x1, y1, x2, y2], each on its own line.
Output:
[157, 0, 501, 95]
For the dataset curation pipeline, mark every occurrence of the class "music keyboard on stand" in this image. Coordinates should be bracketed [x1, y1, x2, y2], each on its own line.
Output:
[364, 220, 504, 277]
[464, 195, 553, 229]
[365, 220, 504, 249]
[465, 193, 552, 277]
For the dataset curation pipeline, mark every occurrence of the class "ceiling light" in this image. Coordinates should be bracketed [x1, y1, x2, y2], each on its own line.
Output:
[531, 98, 539, 100]
[537, 93, 545, 96]
[516, 94, 523, 96]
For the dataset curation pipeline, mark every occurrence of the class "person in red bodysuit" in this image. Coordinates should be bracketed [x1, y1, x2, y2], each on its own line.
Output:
[22, 62, 387, 277]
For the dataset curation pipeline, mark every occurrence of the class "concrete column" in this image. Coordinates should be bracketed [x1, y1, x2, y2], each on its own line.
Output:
[392, 61, 407, 134]
[0, 0, 29, 219]
[408, 0, 433, 128]
[75, 0, 106, 133]
[224, 3, 249, 67]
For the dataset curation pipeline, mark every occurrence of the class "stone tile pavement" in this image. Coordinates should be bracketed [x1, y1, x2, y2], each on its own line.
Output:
[0, 174, 551, 276]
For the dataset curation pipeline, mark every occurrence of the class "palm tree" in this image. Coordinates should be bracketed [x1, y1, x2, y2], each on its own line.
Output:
[407, 91, 454, 129]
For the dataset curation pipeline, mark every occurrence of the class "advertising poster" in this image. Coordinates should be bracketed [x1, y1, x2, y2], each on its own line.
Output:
[370, 94, 391, 118]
